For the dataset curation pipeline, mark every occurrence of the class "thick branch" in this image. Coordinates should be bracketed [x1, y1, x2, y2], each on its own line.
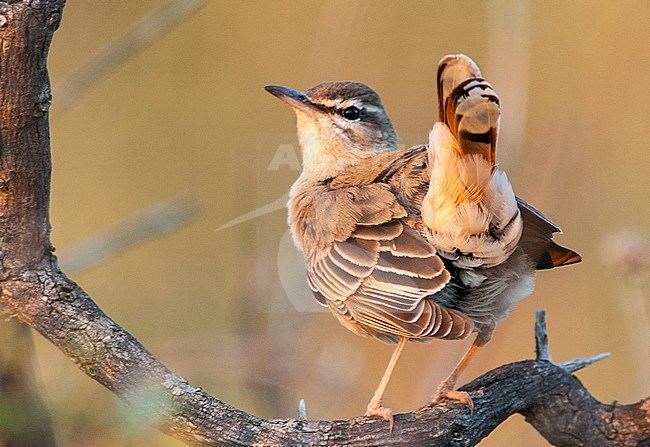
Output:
[0, 2, 648, 446]
[3, 265, 650, 446]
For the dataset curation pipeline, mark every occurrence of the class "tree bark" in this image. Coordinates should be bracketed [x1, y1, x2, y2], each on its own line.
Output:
[0, 1, 648, 446]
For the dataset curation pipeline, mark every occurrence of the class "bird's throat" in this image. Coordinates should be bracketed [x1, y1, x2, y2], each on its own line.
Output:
[296, 118, 357, 180]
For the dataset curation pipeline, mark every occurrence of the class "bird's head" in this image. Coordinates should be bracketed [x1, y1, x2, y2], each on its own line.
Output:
[265, 82, 397, 179]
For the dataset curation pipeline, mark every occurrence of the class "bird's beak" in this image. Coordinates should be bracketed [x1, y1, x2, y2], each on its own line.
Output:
[264, 85, 322, 116]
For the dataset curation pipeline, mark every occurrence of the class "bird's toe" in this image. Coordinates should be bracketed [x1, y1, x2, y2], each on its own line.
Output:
[433, 385, 474, 414]
[365, 399, 394, 432]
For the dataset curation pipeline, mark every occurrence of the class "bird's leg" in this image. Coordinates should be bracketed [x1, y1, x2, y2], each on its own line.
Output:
[433, 342, 481, 411]
[365, 336, 408, 430]
[433, 330, 491, 412]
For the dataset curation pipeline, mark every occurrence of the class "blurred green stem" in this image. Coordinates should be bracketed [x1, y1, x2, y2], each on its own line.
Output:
[0, 307, 57, 447]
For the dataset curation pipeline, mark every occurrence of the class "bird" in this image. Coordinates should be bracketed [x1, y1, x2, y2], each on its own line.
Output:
[265, 54, 580, 428]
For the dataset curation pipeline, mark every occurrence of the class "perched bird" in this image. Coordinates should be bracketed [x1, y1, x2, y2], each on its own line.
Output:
[265, 54, 580, 427]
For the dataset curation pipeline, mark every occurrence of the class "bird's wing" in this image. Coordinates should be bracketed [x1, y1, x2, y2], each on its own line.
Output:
[516, 197, 582, 269]
[306, 184, 473, 342]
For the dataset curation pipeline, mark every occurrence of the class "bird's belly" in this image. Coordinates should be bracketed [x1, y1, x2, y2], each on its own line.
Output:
[435, 250, 536, 331]
[489, 272, 535, 321]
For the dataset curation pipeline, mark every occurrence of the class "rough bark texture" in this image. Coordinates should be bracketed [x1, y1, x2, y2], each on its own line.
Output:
[0, 1, 648, 446]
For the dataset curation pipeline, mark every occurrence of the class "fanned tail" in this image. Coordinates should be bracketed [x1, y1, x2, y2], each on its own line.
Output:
[437, 54, 500, 165]
[423, 54, 521, 269]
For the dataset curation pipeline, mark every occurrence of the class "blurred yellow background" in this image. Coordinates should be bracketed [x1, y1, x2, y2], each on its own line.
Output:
[29, 1, 650, 445]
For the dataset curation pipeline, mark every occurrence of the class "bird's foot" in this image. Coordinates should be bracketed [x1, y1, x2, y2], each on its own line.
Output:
[433, 381, 474, 414]
[365, 399, 394, 432]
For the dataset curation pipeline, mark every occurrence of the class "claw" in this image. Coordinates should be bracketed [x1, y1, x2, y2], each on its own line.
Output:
[433, 381, 474, 414]
[365, 399, 394, 432]
[434, 389, 474, 414]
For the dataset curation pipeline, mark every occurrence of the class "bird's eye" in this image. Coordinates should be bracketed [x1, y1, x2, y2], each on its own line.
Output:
[341, 106, 361, 121]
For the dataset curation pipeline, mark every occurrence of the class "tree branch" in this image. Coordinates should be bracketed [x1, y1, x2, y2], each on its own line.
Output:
[0, 2, 648, 446]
